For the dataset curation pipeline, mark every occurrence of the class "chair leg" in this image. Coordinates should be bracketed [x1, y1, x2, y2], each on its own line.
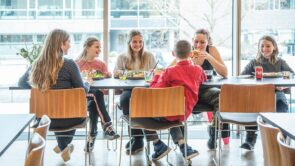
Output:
[87, 122, 91, 166]
[145, 142, 152, 166]
[129, 126, 132, 166]
[184, 121, 192, 166]
[218, 121, 222, 166]
[166, 131, 173, 166]
[114, 91, 118, 151]
[119, 118, 124, 166]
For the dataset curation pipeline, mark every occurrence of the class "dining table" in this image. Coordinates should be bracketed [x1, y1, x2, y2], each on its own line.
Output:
[90, 77, 149, 90]
[259, 112, 295, 140]
[202, 75, 295, 87]
[0, 114, 35, 156]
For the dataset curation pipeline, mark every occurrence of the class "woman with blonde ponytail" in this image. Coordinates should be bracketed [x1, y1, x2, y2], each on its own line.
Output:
[18, 29, 89, 162]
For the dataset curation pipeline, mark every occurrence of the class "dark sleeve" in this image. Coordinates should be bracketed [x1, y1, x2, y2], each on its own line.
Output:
[281, 59, 294, 73]
[67, 59, 90, 93]
[18, 68, 32, 89]
[241, 59, 255, 75]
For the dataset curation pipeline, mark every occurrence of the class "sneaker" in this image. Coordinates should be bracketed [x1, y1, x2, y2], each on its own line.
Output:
[152, 140, 171, 161]
[53, 145, 61, 153]
[179, 144, 199, 160]
[222, 137, 230, 145]
[125, 137, 135, 149]
[61, 144, 74, 162]
[207, 126, 217, 150]
[103, 123, 120, 140]
[126, 139, 144, 155]
[240, 132, 257, 150]
[84, 136, 96, 152]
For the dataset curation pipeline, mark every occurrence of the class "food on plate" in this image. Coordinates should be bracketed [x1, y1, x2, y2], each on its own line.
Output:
[126, 71, 144, 78]
[85, 70, 104, 79]
[92, 72, 104, 78]
[262, 72, 282, 77]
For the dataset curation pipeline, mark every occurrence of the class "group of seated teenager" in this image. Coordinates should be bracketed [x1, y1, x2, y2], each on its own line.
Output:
[18, 28, 293, 162]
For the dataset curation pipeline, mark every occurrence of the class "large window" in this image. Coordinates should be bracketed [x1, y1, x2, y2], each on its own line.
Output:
[0, 0, 103, 88]
[241, 0, 295, 71]
[109, 0, 233, 74]
[6, 0, 295, 89]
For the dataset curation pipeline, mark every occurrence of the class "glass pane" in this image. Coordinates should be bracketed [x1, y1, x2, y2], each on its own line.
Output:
[110, 0, 233, 75]
[241, 0, 295, 111]
[29, 0, 35, 8]
[0, 0, 104, 87]
[241, 0, 295, 70]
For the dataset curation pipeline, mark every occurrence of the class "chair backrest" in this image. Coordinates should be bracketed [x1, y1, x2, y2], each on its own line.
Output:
[257, 116, 281, 166]
[277, 132, 295, 166]
[219, 84, 275, 113]
[30, 88, 87, 119]
[34, 115, 51, 140]
[25, 133, 46, 166]
[130, 86, 185, 118]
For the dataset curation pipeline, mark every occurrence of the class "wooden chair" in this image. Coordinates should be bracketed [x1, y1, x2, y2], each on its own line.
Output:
[277, 132, 295, 166]
[30, 88, 89, 164]
[33, 115, 51, 165]
[34, 115, 51, 140]
[216, 84, 275, 165]
[257, 116, 281, 166]
[119, 86, 190, 166]
[25, 133, 46, 166]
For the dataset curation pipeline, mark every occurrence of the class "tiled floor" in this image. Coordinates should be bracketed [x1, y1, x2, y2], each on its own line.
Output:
[0, 137, 264, 166]
[0, 103, 265, 166]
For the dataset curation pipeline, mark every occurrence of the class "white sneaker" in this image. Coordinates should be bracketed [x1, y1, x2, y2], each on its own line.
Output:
[61, 144, 74, 162]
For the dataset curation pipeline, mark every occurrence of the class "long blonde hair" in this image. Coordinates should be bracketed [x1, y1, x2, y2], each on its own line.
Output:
[256, 35, 278, 65]
[125, 30, 147, 70]
[29, 29, 69, 91]
[77, 36, 99, 60]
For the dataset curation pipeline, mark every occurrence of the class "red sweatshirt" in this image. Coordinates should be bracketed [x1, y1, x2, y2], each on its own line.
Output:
[150, 60, 206, 122]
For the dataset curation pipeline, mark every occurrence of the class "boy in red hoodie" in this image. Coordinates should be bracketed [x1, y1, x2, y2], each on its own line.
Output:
[145, 40, 206, 161]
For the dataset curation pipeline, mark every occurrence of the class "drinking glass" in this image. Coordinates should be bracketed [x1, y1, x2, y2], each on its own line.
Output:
[282, 71, 290, 79]
[204, 70, 213, 80]
[144, 71, 153, 82]
[119, 70, 127, 80]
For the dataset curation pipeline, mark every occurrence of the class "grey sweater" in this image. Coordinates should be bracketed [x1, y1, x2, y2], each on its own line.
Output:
[18, 58, 89, 93]
[241, 57, 294, 75]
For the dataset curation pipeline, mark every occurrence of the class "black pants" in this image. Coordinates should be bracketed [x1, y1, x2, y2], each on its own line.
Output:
[50, 118, 86, 151]
[87, 89, 111, 137]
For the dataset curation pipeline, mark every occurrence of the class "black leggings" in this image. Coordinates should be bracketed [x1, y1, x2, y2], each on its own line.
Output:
[87, 89, 111, 137]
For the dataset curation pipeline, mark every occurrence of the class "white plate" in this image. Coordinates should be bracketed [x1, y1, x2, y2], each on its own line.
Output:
[263, 72, 282, 78]
[236, 75, 253, 79]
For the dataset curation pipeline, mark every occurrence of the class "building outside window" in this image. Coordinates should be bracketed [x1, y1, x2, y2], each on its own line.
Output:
[0, 0, 295, 107]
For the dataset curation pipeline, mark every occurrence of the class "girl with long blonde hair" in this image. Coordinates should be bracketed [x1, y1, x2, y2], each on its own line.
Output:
[18, 29, 89, 162]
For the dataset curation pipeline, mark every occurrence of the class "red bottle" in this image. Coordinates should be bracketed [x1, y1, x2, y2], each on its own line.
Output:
[255, 66, 263, 80]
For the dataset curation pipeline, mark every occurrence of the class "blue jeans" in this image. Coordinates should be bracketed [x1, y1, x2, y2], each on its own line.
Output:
[276, 91, 288, 113]
[153, 118, 184, 144]
[50, 118, 86, 150]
